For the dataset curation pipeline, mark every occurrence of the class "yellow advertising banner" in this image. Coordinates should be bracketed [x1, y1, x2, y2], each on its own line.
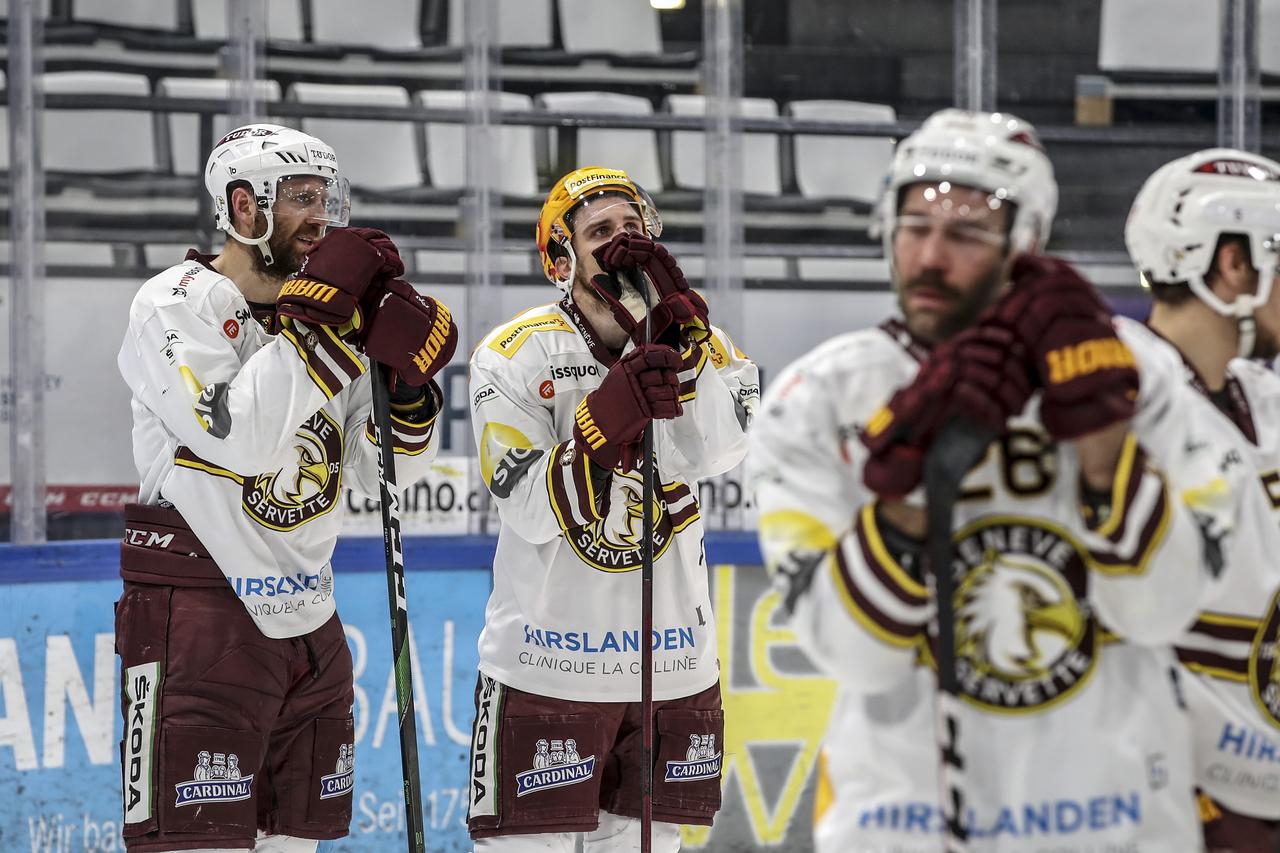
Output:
[683, 564, 838, 850]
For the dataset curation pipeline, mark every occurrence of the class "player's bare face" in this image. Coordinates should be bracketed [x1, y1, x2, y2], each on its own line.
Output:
[892, 183, 1011, 344]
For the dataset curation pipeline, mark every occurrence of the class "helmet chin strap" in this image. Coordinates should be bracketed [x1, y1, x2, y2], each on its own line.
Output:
[555, 242, 578, 294]
[226, 210, 277, 267]
[1237, 313, 1258, 359]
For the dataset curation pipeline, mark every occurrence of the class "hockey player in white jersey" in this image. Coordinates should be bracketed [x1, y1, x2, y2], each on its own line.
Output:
[1125, 148, 1280, 852]
[465, 166, 758, 851]
[114, 124, 457, 852]
[749, 110, 1235, 852]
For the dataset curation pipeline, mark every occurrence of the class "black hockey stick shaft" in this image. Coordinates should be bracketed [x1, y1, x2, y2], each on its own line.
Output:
[924, 419, 997, 853]
[627, 267, 657, 853]
[370, 362, 428, 853]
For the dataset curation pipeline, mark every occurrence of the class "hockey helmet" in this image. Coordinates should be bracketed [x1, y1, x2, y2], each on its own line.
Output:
[878, 109, 1058, 260]
[1125, 148, 1280, 357]
[536, 166, 662, 291]
[204, 123, 351, 265]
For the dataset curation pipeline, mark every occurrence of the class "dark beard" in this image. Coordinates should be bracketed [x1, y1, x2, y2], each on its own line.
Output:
[897, 265, 1006, 344]
[248, 214, 308, 279]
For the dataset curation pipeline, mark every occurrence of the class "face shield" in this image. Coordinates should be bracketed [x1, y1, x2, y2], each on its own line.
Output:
[889, 181, 1013, 261]
[567, 186, 663, 243]
[270, 174, 351, 229]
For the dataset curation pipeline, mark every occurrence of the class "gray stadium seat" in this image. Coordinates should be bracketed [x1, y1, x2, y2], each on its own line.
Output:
[665, 94, 781, 196]
[290, 83, 423, 192]
[312, 0, 422, 50]
[414, 250, 534, 275]
[537, 91, 663, 191]
[1099, 0, 1280, 75]
[557, 0, 662, 55]
[1098, 0, 1216, 73]
[788, 100, 895, 205]
[678, 256, 788, 280]
[43, 72, 157, 174]
[447, 0, 554, 48]
[158, 78, 283, 176]
[417, 90, 539, 197]
[192, 0, 304, 42]
[0, 241, 115, 265]
[798, 257, 889, 282]
[71, 0, 177, 30]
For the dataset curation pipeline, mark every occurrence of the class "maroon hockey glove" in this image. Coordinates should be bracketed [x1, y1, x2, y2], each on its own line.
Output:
[991, 255, 1139, 440]
[276, 227, 405, 331]
[591, 233, 710, 348]
[573, 344, 682, 471]
[360, 279, 458, 388]
[862, 324, 1035, 499]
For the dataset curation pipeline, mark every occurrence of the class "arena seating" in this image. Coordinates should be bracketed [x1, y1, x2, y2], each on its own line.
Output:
[158, 77, 283, 175]
[788, 100, 896, 205]
[665, 94, 783, 197]
[291, 82, 424, 193]
[417, 89, 540, 198]
[536, 91, 665, 191]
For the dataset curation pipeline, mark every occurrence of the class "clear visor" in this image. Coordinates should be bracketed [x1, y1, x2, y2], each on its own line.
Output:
[272, 174, 351, 227]
[569, 186, 663, 240]
[892, 181, 1011, 250]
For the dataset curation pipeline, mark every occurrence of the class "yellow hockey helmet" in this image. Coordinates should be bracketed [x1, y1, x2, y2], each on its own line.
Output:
[536, 166, 662, 290]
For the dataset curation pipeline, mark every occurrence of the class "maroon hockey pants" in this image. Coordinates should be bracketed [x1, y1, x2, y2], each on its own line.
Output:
[116, 582, 355, 851]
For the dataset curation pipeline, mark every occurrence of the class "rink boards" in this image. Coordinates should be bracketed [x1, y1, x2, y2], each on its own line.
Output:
[0, 533, 834, 852]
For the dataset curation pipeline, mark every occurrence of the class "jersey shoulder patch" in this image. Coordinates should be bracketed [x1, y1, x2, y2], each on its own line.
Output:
[483, 307, 575, 359]
[133, 260, 236, 319]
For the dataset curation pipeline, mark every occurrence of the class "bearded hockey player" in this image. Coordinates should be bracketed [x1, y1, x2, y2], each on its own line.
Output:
[749, 110, 1235, 852]
[1126, 148, 1280, 853]
[115, 124, 457, 852]
[465, 167, 758, 851]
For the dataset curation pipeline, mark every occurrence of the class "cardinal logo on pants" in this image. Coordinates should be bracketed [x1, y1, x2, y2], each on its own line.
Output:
[515, 737, 596, 797]
[319, 742, 355, 800]
[175, 750, 253, 807]
[666, 734, 722, 782]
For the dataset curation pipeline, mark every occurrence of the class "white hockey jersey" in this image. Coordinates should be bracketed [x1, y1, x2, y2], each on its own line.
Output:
[117, 251, 441, 639]
[1160, 338, 1280, 820]
[470, 298, 758, 702]
[749, 317, 1235, 853]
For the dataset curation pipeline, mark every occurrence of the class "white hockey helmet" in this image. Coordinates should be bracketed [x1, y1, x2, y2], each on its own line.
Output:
[204, 123, 351, 265]
[878, 108, 1058, 260]
[1125, 148, 1280, 357]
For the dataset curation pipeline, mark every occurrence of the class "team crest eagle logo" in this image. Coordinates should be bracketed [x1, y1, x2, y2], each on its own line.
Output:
[947, 519, 1098, 712]
[566, 469, 674, 572]
[242, 409, 343, 531]
[1249, 589, 1280, 730]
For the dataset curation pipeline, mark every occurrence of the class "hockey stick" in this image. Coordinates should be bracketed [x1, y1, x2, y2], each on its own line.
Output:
[369, 361, 428, 853]
[923, 419, 997, 853]
[625, 267, 658, 853]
